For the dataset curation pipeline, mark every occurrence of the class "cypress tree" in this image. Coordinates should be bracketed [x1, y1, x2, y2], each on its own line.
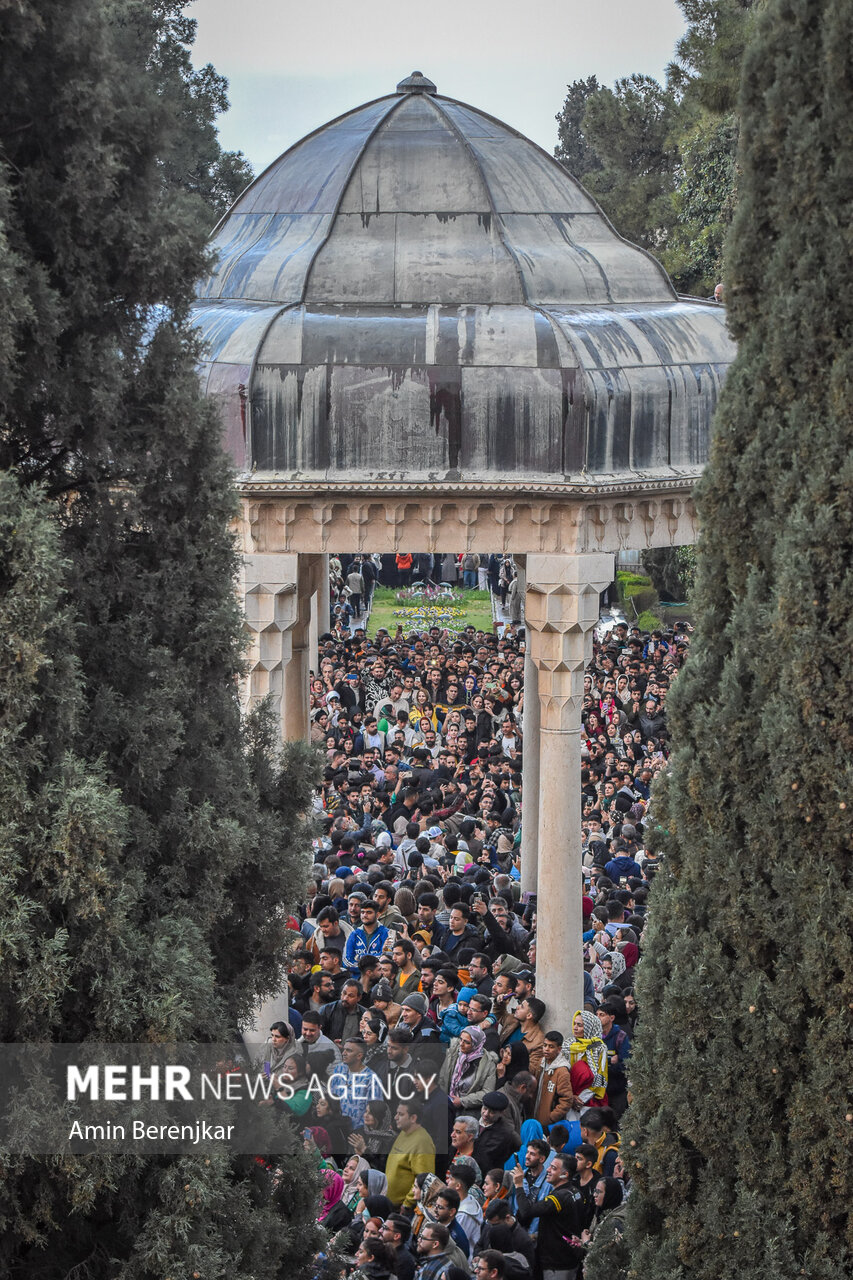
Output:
[0, 2, 322, 1274]
[609, 2, 853, 1279]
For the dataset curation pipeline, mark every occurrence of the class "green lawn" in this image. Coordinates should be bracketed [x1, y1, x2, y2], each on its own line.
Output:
[366, 586, 495, 638]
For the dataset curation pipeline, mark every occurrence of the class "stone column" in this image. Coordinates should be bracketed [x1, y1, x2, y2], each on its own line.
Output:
[308, 554, 332, 674]
[241, 553, 299, 740]
[524, 552, 614, 1030]
[282, 554, 313, 743]
[521, 642, 540, 896]
[317, 553, 331, 635]
[516, 558, 539, 897]
[308, 590, 319, 675]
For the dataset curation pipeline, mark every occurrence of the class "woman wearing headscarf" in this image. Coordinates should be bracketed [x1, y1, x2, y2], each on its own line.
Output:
[340, 1154, 371, 1213]
[317, 1170, 345, 1226]
[273, 1052, 313, 1118]
[495, 1040, 534, 1131]
[439, 1026, 497, 1117]
[362, 1194, 394, 1224]
[568, 1010, 609, 1111]
[580, 1176, 629, 1280]
[359, 1012, 390, 1082]
[349, 1099, 397, 1169]
[496, 1040, 530, 1084]
[606, 948, 636, 992]
[584, 944, 606, 996]
[358, 1167, 389, 1202]
[265, 1020, 296, 1079]
[310, 1088, 353, 1153]
[410, 1172, 448, 1241]
[617, 942, 639, 980]
[319, 1157, 361, 1233]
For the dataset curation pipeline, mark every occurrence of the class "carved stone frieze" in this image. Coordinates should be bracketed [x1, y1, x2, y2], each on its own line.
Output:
[235, 484, 698, 557]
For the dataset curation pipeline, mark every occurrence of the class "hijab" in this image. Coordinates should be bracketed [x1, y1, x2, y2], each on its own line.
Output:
[450, 1025, 486, 1095]
[362, 1016, 389, 1066]
[585, 945, 606, 995]
[342, 1156, 370, 1207]
[572, 1010, 604, 1045]
[364, 1194, 394, 1221]
[620, 942, 640, 970]
[361, 1100, 396, 1154]
[569, 1009, 608, 1097]
[505, 1118, 546, 1171]
[609, 951, 627, 978]
[363, 1169, 388, 1198]
[307, 1126, 332, 1157]
[597, 1176, 625, 1212]
[268, 1021, 296, 1075]
[317, 1171, 344, 1222]
[501, 1040, 530, 1081]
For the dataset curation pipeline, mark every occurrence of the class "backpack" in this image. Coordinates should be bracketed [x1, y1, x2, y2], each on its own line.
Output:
[502, 1253, 531, 1280]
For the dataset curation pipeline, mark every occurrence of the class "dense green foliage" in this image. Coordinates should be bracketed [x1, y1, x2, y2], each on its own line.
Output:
[616, 2, 853, 1278]
[554, 1, 756, 294]
[0, 3, 322, 1276]
[668, 0, 761, 111]
[616, 571, 660, 617]
[641, 547, 697, 602]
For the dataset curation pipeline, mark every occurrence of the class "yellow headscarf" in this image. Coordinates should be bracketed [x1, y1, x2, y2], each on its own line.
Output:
[569, 1009, 608, 1097]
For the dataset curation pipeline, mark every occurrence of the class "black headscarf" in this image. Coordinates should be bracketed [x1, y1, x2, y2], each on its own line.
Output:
[598, 1176, 624, 1211]
[364, 1194, 394, 1220]
[501, 1040, 530, 1081]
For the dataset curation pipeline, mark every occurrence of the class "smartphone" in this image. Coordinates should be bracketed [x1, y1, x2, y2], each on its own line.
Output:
[514, 1154, 521, 1166]
[303, 1129, 312, 1140]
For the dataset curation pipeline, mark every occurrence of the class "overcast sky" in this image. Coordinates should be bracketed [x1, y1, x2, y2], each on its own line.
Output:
[190, 0, 686, 177]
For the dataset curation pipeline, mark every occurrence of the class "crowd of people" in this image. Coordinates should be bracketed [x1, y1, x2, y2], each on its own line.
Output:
[326, 554, 522, 636]
[271, 557, 689, 1280]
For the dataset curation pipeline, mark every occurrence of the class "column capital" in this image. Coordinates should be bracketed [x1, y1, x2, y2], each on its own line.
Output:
[524, 552, 614, 732]
[525, 551, 614, 591]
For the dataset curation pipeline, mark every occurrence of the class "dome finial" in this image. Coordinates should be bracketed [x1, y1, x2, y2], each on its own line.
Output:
[396, 70, 437, 95]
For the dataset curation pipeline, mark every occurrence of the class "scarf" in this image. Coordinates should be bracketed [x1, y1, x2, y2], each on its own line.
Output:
[569, 1009, 608, 1097]
[317, 1171, 344, 1222]
[307, 1126, 332, 1157]
[412, 1173, 447, 1237]
[362, 1102, 396, 1154]
[609, 951, 627, 978]
[342, 1156, 370, 1208]
[268, 1022, 296, 1076]
[364, 1168, 388, 1198]
[620, 942, 639, 970]
[450, 1026, 486, 1096]
[504, 1118, 546, 1171]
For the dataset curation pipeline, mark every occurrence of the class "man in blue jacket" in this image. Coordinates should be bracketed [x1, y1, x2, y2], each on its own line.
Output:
[343, 899, 389, 973]
[604, 844, 642, 882]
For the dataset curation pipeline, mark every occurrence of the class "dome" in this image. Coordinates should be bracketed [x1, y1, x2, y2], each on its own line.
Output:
[192, 75, 735, 483]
